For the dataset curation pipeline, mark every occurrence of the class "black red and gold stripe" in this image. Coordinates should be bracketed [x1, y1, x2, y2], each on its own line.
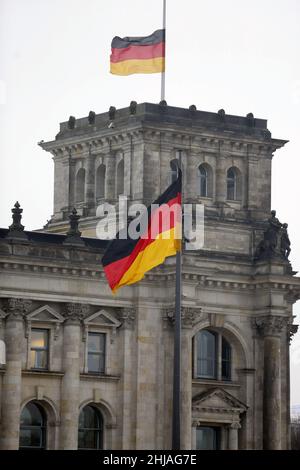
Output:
[102, 170, 181, 293]
[110, 29, 165, 76]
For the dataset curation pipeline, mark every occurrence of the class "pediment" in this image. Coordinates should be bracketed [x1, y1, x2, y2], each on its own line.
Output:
[192, 388, 247, 412]
[26, 305, 64, 323]
[84, 309, 121, 328]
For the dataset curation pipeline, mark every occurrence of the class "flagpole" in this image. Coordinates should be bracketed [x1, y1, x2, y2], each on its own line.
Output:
[172, 152, 182, 450]
[161, 0, 166, 101]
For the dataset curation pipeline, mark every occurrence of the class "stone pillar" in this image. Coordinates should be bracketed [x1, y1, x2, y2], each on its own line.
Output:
[105, 150, 116, 202]
[255, 315, 288, 450]
[60, 303, 87, 450]
[0, 299, 31, 450]
[215, 143, 227, 205]
[180, 308, 199, 450]
[84, 145, 95, 211]
[118, 308, 136, 450]
[228, 422, 241, 450]
[191, 421, 199, 450]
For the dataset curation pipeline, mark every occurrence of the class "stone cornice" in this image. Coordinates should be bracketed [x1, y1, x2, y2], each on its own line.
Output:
[1, 259, 300, 297]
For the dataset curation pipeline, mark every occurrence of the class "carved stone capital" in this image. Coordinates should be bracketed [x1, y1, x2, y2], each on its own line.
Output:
[288, 323, 298, 344]
[163, 307, 202, 329]
[229, 422, 241, 430]
[5, 298, 32, 319]
[253, 315, 289, 337]
[117, 307, 136, 329]
[64, 303, 90, 323]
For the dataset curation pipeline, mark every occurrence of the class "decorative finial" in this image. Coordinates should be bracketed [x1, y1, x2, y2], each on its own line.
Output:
[189, 104, 197, 113]
[63, 208, 85, 246]
[6, 202, 28, 241]
[217, 109, 225, 122]
[129, 101, 137, 115]
[88, 111, 96, 125]
[68, 116, 76, 129]
[246, 113, 255, 127]
[108, 106, 116, 121]
[9, 201, 24, 232]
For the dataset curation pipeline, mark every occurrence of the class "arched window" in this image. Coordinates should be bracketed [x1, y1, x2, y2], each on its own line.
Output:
[198, 163, 213, 198]
[227, 167, 236, 200]
[116, 160, 124, 197]
[195, 329, 232, 381]
[76, 168, 86, 203]
[170, 159, 179, 183]
[197, 330, 217, 379]
[78, 405, 103, 450]
[19, 401, 46, 449]
[199, 165, 208, 197]
[227, 167, 242, 201]
[96, 164, 106, 199]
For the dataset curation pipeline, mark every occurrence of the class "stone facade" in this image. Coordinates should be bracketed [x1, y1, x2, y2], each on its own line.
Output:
[0, 103, 299, 449]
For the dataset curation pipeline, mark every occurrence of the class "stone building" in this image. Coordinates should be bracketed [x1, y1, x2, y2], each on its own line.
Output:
[0, 102, 299, 450]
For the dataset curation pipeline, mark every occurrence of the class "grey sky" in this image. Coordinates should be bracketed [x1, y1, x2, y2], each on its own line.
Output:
[0, 0, 300, 403]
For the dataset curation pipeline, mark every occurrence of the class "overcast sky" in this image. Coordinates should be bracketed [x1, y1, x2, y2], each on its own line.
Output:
[0, 0, 300, 404]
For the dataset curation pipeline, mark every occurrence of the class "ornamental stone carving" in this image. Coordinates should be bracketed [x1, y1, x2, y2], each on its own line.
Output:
[117, 307, 136, 329]
[255, 210, 291, 260]
[64, 303, 90, 323]
[163, 307, 202, 328]
[5, 298, 32, 318]
[288, 323, 298, 344]
[253, 315, 289, 337]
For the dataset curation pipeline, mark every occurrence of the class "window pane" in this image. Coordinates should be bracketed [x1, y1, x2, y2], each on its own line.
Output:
[30, 350, 47, 369]
[222, 337, 231, 380]
[78, 406, 103, 450]
[31, 330, 47, 349]
[197, 330, 216, 378]
[88, 333, 104, 353]
[227, 168, 236, 200]
[20, 403, 43, 426]
[19, 428, 42, 448]
[88, 353, 104, 373]
[196, 427, 218, 450]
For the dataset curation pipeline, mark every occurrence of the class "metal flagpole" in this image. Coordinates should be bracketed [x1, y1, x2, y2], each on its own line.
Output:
[161, 0, 166, 101]
[172, 152, 182, 450]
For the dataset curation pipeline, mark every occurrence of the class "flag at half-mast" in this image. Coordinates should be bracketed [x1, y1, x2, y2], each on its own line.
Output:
[110, 29, 165, 76]
[102, 170, 181, 293]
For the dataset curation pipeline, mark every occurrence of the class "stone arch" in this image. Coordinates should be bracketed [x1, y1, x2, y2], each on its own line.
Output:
[79, 398, 116, 449]
[226, 166, 242, 201]
[20, 397, 59, 449]
[96, 163, 106, 199]
[75, 168, 86, 203]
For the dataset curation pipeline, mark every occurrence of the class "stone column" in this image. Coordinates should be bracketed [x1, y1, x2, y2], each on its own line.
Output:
[0, 299, 31, 450]
[180, 308, 200, 450]
[117, 308, 136, 450]
[255, 315, 288, 450]
[84, 145, 95, 211]
[228, 422, 241, 450]
[191, 421, 199, 450]
[215, 142, 227, 205]
[105, 149, 116, 202]
[59, 303, 88, 450]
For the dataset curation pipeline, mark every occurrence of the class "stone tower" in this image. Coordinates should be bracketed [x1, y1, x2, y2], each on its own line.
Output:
[0, 102, 299, 450]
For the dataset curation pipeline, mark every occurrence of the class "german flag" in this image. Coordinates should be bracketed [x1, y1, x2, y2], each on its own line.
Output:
[102, 170, 182, 293]
[110, 29, 165, 76]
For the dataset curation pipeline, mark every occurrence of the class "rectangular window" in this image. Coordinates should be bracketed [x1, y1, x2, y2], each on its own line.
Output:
[87, 333, 106, 374]
[196, 426, 220, 450]
[30, 329, 49, 370]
